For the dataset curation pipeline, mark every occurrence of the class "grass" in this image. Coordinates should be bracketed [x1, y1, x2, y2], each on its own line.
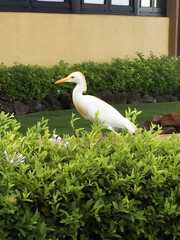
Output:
[15, 102, 180, 136]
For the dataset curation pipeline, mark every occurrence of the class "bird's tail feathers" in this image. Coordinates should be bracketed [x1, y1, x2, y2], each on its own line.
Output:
[125, 118, 137, 134]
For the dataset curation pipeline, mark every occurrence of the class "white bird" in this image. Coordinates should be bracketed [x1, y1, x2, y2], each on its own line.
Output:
[55, 71, 137, 135]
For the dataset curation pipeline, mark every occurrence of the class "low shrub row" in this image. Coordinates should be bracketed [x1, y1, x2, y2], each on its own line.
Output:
[0, 112, 180, 239]
[0, 53, 180, 100]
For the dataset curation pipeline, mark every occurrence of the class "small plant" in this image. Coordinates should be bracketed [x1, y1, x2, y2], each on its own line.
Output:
[4, 150, 25, 164]
[0, 112, 180, 239]
[125, 107, 142, 124]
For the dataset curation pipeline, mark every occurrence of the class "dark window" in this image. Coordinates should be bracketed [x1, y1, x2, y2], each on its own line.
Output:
[31, 0, 70, 13]
[81, 0, 108, 13]
[0, 0, 30, 11]
[81, 0, 134, 15]
[139, 0, 166, 16]
[0, 0, 71, 13]
[0, 0, 167, 16]
[0, 0, 30, 7]
[109, 0, 134, 15]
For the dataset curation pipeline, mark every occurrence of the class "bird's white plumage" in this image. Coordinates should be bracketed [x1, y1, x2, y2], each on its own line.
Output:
[55, 71, 137, 134]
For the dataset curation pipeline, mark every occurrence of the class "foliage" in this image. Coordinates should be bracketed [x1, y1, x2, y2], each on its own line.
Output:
[0, 63, 11, 96]
[70, 61, 110, 94]
[137, 53, 180, 95]
[0, 63, 55, 100]
[0, 111, 180, 239]
[0, 54, 180, 100]
[51, 60, 71, 95]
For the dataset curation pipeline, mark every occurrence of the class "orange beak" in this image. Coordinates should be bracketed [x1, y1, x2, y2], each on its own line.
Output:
[55, 77, 70, 84]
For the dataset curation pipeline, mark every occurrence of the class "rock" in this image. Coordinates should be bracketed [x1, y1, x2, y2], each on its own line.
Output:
[143, 113, 180, 135]
[22, 99, 37, 113]
[127, 94, 141, 104]
[113, 93, 127, 104]
[141, 120, 152, 131]
[162, 126, 176, 134]
[97, 91, 114, 104]
[0, 95, 13, 103]
[174, 90, 180, 100]
[176, 126, 180, 133]
[153, 95, 170, 103]
[45, 96, 62, 111]
[160, 113, 180, 126]
[14, 101, 29, 115]
[35, 100, 51, 112]
[0, 100, 14, 114]
[150, 115, 161, 124]
[142, 95, 156, 103]
[168, 95, 179, 102]
[58, 94, 73, 109]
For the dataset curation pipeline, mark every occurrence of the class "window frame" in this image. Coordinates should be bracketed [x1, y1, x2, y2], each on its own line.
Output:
[109, 0, 134, 15]
[31, 0, 70, 12]
[31, 0, 69, 8]
[0, 0, 30, 7]
[0, 0, 71, 13]
[81, 0, 109, 13]
[139, 0, 166, 16]
[0, 0, 167, 16]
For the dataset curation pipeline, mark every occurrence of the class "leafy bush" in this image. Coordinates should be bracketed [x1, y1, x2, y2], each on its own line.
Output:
[0, 112, 180, 240]
[0, 63, 11, 96]
[110, 57, 153, 95]
[138, 53, 180, 95]
[0, 54, 180, 100]
[0, 63, 55, 100]
[51, 60, 72, 95]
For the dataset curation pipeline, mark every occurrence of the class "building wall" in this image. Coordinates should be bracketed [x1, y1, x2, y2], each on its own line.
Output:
[0, 12, 169, 66]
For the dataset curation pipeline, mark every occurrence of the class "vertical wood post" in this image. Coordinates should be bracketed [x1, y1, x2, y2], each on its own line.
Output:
[178, 1, 180, 55]
[134, 0, 140, 15]
[166, 0, 180, 56]
[71, 0, 81, 13]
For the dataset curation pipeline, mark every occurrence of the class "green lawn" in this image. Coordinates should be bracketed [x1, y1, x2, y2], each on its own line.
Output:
[15, 102, 180, 136]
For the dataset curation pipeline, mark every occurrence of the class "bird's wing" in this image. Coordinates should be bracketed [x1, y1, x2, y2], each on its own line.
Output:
[74, 95, 137, 133]
[85, 96, 137, 133]
[84, 96, 124, 124]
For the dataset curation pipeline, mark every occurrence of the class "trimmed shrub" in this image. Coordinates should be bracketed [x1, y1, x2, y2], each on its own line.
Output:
[0, 54, 180, 100]
[0, 112, 180, 240]
[51, 60, 72, 95]
[1, 63, 55, 100]
[110, 57, 153, 95]
[139, 53, 180, 95]
[0, 63, 11, 97]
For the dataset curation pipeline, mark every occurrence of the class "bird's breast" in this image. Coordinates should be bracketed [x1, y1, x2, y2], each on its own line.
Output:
[73, 98, 88, 119]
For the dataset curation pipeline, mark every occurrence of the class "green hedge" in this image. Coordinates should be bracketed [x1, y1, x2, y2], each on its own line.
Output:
[0, 112, 180, 240]
[0, 53, 180, 100]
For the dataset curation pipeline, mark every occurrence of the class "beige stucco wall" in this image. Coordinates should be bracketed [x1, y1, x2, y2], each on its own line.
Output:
[0, 12, 169, 66]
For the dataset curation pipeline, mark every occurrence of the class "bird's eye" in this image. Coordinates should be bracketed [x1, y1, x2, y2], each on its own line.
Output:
[71, 76, 74, 79]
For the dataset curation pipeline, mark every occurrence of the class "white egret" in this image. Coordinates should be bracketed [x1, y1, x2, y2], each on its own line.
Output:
[55, 71, 137, 135]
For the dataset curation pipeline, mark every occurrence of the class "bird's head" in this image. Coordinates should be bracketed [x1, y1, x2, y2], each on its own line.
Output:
[55, 71, 87, 92]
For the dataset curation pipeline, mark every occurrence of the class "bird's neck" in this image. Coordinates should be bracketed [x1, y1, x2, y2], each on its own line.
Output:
[72, 81, 87, 99]
[72, 84, 83, 103]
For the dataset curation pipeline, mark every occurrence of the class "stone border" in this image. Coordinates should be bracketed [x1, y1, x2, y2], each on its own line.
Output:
[0, 92, 180, 115]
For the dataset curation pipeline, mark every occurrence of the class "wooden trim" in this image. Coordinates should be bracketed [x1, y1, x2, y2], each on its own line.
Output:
[167, 0, 179, 56]
[72, 0, 80, 13]
[178, 1, 180, 55]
